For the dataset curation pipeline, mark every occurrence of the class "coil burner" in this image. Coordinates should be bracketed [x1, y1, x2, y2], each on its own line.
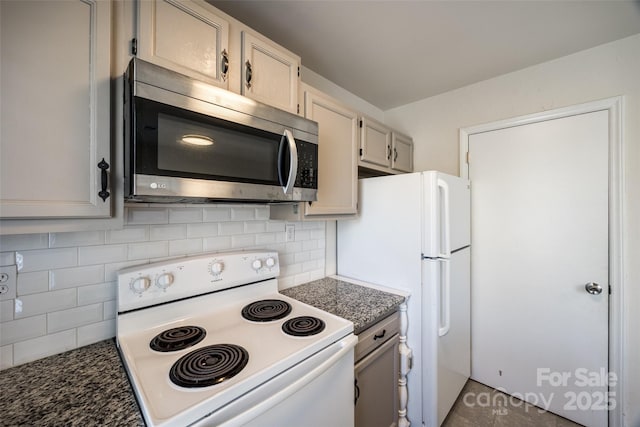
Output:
[282, 316, 326, 337]
[149, 326, 206, 352]
[241, 299, 292, 322]
[169, 344, 249, 388]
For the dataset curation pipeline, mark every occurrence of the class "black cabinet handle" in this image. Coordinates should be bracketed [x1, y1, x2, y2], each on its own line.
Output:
[245, 60, 252, 89]
[387, 145, 391, 160]
[394, 147, 398, 162]
[373, 329, 386, 340]
[221, 49, 229, 81]
[98, 158, 110, 202]
[354, 378, 360, 405]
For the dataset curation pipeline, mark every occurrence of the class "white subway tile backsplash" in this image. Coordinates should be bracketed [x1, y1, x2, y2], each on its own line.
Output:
[255, 233, 277, 246]
[295, 251, 310, 263]
[186, 223, 218, 238]
[14, 289, 76, 319]
[50, 265, 104, 290]
[0, 300, 13, 322]
[169, 208, 203, 224]
[103, 300, 116, 320]
[128, 241, 169, 261]
[0, 315, 46, 345]
[203, 206, 231, 222]
[218, 222, 244, 236]
[294, 230, 311, 241]
[47, 304, 103, 333]
[77, 282, 116, 306]
[255, 206, 269, 220]
[285, 241, 303, 253]
[13, 329, 76, 366]
[150, 224, 187, 241]
[77, 319, 115, 347]
[126, 208, 169, 225]
[231, 234, 255, 248]
[106, 226, 149, 244]
[49, 231, 105, 248]
[17, 271, 49, 295]
[244, 221, 266, 234]
[78, 244, 127, 266]
[0, 205, 326, 369]
[203, 236, 232, 252]
[0, 234, 48, 251]
[169, 239, 203, 256]
[0, 345, 13, 369]
[231, 206, 256, 221]
[266, 221, 285, 232]
[17, 248, 78, 273]
[0, 252, 15, 266]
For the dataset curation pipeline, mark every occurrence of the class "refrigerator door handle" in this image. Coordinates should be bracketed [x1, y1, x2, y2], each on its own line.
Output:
[438, 259, 451, 337]
[437, 178, 451, 258]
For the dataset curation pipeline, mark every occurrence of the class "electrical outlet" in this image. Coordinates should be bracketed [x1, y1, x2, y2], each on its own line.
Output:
[0, 265, 17, 300]
[285, 224, 295, 242]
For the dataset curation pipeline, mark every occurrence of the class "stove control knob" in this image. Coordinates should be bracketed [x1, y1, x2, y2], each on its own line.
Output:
[156, 273, 174, 290]
[251, 259, 262, 271]
[210, 262, 224, 275]
[265, 257, 276, 268]
[130, 276, 151, 294]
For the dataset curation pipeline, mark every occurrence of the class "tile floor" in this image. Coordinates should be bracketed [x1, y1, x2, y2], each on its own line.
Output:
[443, 380, 584, 427]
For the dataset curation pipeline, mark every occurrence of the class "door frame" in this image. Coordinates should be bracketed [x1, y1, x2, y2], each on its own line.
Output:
[459, 96, 624, 427]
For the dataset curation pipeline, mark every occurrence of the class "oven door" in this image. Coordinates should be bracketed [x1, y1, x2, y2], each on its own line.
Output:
[194, 334, 357, 427]
[127, 97, 318, 202]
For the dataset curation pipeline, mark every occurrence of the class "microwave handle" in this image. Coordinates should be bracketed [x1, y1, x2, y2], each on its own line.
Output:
[278, 129, 298, 195]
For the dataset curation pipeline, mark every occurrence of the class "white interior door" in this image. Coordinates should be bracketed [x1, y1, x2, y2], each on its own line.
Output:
[468, 111, 609, 427]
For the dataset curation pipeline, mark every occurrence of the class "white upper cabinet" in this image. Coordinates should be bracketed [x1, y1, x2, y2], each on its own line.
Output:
[359, 117, 413, 175]
[304, 86, 359, 216]
[391, 132, 414, 172]
[359, 117, 392, 168]
[241, 31, 300, 114]
[270, 85, 358, 220]
[0, 0, 112, 220]
[136, 0, 230, 88]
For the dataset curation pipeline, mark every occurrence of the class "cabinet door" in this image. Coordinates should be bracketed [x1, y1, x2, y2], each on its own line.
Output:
[359, 117, 392, 168]
[0, 0, 111, 219]
[304, 88, 358, 216]
[355, 335, 400, 427]
[241, 31, 299, 114]
[391, 132, 413, 172]
[137, 0, 230, 88]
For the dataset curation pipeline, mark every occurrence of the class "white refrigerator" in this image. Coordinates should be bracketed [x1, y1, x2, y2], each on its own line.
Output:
[337, 171, 470, 427]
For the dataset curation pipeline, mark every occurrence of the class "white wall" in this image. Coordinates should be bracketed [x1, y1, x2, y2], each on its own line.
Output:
[0, 205, 325, 369]
[385, 34, 640, 427]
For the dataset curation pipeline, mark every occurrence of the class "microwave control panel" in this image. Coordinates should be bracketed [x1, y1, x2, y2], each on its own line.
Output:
[295, 140, 318, 189]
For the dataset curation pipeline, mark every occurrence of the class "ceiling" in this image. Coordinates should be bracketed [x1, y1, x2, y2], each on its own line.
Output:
[209, 0, 640, 111]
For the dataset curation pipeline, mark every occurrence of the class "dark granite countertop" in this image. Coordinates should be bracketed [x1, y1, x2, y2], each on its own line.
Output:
[0, 277, 404, 426]
[0, 339, 144, 427]
[281, 277, 406, 334]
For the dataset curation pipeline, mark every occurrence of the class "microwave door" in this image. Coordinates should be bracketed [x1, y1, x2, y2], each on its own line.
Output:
[278, 129, 298, 195]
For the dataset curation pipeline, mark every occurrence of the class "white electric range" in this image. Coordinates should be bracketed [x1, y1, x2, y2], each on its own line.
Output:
[116, 251, 356, 427]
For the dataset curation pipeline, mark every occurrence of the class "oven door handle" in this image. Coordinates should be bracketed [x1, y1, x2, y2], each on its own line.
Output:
[277, 129, 298, 195]
[218, 334, 358, 426]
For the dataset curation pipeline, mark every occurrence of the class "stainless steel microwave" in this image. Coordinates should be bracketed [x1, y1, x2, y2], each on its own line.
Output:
[124, 59, 318, 203]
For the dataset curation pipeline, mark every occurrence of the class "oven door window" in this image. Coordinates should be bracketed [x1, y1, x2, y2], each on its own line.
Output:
[135, 98, 282, 186]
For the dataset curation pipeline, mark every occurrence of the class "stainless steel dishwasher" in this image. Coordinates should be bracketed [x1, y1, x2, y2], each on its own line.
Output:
[354, 311, 400, 427]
